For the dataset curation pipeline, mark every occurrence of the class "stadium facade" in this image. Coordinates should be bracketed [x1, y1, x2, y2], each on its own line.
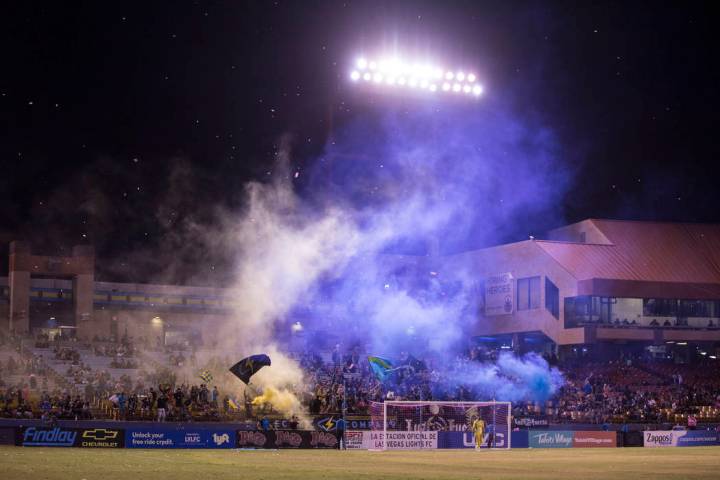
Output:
[443, 219, 720, 359]
[1, 219, 719, 360]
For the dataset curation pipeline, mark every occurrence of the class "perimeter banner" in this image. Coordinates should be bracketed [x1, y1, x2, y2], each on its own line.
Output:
[345, 430, 509, 449]
[366, 431, 438, 450]
[345, 431, 370, 450]
[235, 415, 400, 431]
[235, 430, 338, 449]
[17, 427, 124, 448]
[125, 427, 235, 448]
[513, 416, 549, 428]
[643, 430, 719, 447]
[528, 431, 574, 448]
[436, 431, 508, 449]
[572, 431, 616, 448]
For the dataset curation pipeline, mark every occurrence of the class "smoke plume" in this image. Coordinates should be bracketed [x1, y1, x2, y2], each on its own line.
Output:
[210, 100, 568, 407]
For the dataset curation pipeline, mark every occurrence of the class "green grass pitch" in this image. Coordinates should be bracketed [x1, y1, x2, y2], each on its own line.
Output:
[1, 445, 719, 479]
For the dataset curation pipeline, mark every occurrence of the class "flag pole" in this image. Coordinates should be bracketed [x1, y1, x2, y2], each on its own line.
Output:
[341, 373, 347, 451]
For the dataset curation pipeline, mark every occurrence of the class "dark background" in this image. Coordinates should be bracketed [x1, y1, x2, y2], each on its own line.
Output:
[1, 1, 718, 284]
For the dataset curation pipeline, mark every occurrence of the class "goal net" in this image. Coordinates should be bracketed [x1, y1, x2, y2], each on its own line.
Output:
[369, 401, 511, 450]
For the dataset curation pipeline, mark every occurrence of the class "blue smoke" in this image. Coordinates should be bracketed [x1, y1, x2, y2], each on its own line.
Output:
[234, 98, 567, 402]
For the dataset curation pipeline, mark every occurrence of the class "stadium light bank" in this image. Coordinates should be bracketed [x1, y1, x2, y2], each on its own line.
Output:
[349, 56, 484, 98]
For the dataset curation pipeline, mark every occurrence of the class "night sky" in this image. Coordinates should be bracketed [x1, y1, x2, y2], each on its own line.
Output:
[1, 1, 719, 284]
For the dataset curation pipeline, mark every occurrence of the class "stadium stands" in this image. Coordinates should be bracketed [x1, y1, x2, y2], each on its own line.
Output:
[2, 330, 718, 427]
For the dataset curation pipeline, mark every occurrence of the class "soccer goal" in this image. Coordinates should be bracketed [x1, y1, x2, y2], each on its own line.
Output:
[369, 401, 512, 450]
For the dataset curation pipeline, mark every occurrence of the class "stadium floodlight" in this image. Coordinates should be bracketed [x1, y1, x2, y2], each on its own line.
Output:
[350, 55, 483, 99]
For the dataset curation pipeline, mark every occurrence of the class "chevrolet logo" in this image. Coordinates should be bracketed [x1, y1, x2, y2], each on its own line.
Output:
[82, 429, 119, 441]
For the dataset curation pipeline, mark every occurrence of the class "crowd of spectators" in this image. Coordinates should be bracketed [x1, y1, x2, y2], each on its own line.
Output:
[93, 342, 136, 358]
[1, 329, 719, 426]
[542, 358, 720, 425]
[54, 346, 81, 364]
[110, 358, 138, 369]
[105, 383, 222, 422]
[292, 345, 720, 427]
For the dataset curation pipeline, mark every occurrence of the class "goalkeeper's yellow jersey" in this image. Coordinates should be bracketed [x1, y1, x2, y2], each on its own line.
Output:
[472, 418, 485, 433]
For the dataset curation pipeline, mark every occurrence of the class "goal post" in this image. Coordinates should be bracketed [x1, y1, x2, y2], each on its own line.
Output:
[370, 400, 512, 450]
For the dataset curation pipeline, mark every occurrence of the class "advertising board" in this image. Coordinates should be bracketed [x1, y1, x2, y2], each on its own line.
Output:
[235, 415, 399, 432]
[345, 430, 509, 449]
[313, 415, 400, 431]
[676, 431, 719, 447]
[436, 431, 507, 449]
[366, 431, 438, 450]
[125, 427, 234, 448]
[344, 431, 369, 450]
[18, 427, 124, 448]
[528, 431, 574, 448]
[235, 430, 338, 449]
[572, 431, 616, 448]
[513, 416, 549, 428]
[643, 430, 719, 447]
[485, 273, 514, 316]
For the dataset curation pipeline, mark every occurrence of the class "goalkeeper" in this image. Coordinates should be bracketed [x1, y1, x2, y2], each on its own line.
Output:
[472, 417, 486, 450]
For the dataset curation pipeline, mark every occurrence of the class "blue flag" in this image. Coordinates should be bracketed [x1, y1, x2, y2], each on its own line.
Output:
[368, 355, 394, 382]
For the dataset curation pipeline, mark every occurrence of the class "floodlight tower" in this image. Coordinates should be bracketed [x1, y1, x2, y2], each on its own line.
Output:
[323, 53, 484, 145]
[323, 53, 485, 155]
[347, 55, 484, 99]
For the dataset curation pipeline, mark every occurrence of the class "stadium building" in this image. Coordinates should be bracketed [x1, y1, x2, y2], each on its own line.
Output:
[445, 219, 720, 360]
[1, 218, 719, 361]
[0, 241, 232, 348]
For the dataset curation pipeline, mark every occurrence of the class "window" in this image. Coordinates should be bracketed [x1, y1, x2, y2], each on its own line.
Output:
[679, 300, 716, 318]
[545, 278, 559, 319]
[517, 276, 541, 311]
[564, 297, 578, 327]
[643, 299, 678, 317]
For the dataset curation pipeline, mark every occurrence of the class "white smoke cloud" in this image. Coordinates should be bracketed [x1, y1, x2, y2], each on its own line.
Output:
[204, 101, 570, 409]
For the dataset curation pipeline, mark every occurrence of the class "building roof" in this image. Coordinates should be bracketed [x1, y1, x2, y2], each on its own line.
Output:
[535, 219, 720, 298]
